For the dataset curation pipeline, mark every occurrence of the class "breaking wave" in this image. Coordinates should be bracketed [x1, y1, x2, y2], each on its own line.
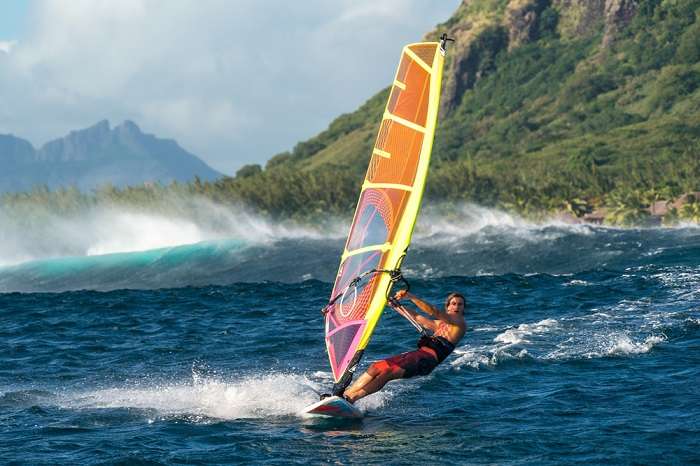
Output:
[1, 201, 700, 292]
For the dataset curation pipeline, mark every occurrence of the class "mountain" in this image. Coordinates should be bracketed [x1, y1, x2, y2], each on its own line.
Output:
[0, 120, 222, 192]
[223, 0, 699, 217]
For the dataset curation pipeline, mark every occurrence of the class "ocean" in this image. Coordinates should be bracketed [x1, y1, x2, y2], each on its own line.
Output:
[1, 204, 698, 464]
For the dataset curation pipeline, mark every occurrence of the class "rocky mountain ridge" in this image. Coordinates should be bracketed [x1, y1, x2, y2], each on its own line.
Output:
[0, 120, 222, 192]
[436, 0, 641, 115]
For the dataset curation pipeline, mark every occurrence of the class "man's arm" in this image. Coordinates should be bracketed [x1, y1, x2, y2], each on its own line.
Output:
[394, 304, 437, 331]
[395, 290, 459, 325]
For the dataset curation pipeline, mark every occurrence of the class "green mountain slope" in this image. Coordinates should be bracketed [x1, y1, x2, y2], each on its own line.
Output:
[224, 0, 699, 219]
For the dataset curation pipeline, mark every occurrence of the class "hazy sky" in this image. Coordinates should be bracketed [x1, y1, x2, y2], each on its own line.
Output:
[0, 0, 460, 175]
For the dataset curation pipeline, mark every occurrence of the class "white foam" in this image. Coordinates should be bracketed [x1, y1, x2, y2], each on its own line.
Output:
[642, 248, 665, 257]
[472, 326, 501, 332]
[56, 369, 396, 421]
[493, 319, 558, 345]
[545, 329, 667, 361]
[60, 372, 316, 420]
[450, 345, 531, 370]
[413, 203, 597, 244]
[453, 317, 671, 369]
[600, 334, 666, 357]
[450, 348, 492, 369]
[494, 330, 525, 345]
[448, 319, 559, 370]
[564, 279, 591, 286]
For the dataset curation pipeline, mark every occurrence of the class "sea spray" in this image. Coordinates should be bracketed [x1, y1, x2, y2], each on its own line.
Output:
[0, 197, 343, 266]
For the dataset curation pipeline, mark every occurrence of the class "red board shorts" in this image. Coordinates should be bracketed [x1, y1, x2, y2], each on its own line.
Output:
[379, 348, 439, 378]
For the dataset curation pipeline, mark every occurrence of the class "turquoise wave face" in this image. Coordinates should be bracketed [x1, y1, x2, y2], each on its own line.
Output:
[0, 239, 249, 293]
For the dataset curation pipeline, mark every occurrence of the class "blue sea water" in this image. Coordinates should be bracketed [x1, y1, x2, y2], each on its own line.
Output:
[1, 209, 699, 464]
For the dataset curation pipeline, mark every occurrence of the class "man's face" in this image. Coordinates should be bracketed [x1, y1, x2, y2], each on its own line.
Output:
[447, 297, 465, 315]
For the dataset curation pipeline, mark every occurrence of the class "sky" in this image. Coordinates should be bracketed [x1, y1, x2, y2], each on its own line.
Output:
[0, 0, 461, 175]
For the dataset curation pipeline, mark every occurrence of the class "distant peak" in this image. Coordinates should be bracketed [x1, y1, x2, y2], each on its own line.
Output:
[118, 120, 141, 132]
[90, 119, 111, 131]
[68, 120, 111, 139]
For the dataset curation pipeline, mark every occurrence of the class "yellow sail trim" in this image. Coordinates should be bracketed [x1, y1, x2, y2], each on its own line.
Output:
[372, 148, 391, 159]
[342, 243, 392, 261]
[382, 111, 426, 133]
[393, 80, 406, 90]
[404, 48, 432, 73]
[356, 42, 444, 352]
[361, 181, 412, 192]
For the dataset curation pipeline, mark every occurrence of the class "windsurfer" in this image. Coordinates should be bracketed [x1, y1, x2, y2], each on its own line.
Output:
[342, 291, 467, 404]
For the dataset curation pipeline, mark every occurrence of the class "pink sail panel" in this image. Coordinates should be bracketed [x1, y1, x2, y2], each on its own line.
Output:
[325, 188, 410, 380]
[325, 315, 366, 381]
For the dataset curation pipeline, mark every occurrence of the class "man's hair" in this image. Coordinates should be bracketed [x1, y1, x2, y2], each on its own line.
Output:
[444, 292, 466, 311]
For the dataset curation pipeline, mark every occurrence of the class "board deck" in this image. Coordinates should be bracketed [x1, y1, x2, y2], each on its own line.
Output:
[301, 396, 363, 419]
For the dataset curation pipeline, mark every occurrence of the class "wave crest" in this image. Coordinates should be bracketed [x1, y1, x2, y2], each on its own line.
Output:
[0, 198, 338, 266]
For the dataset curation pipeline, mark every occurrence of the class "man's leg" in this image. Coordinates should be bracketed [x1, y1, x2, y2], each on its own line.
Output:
[347, 369, 403, 402]
[343, 364, 380, 402]
[344, 360, 404, 403]
[343, 371, 376, 398]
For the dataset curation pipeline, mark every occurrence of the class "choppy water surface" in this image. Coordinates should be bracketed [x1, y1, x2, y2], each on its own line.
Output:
[1, 206, 698, 464]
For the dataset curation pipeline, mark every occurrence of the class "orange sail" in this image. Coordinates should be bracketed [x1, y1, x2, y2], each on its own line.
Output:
[324, 41, 447, 391]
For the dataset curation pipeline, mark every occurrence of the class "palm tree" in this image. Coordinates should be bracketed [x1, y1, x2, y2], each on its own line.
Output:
[605, 189, 650, 226]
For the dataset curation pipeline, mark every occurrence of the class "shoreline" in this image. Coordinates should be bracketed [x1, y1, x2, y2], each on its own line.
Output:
[549, 191, 700, 227]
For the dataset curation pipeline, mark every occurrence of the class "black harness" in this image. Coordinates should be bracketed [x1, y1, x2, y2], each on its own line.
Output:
[417, 335, 456, 363]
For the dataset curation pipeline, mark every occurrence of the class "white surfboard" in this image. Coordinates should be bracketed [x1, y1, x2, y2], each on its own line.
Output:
[301, 396, 363, 419]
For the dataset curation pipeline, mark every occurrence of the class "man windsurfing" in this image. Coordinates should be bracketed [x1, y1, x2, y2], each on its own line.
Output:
[342, 290, 467, 403]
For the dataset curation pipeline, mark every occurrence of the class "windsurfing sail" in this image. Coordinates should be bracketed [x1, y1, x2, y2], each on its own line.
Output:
[324, 38, 448, 394]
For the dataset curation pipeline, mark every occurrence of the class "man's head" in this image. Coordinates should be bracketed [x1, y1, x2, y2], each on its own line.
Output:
[444, 292, 466, 316]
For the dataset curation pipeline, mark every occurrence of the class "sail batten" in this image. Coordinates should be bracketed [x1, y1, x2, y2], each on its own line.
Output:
[403, 48, 433, 73]
[372, 148, 392, 159]
[361, 181, 413, 191]
[382, 112, 427, 133]
[342, 243, 393, 259]
[325, 41, 445, 385]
